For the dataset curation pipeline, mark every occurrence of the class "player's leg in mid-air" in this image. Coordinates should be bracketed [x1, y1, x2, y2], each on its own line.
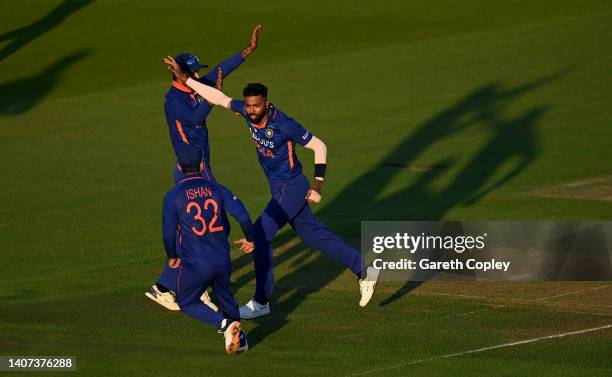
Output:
[289, 201, 379, 308]
[175, 261, 248, 355]
[240, 174, 379, 319]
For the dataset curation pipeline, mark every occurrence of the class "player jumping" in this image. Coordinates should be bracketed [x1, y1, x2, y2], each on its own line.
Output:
[164, 57, 380, 319]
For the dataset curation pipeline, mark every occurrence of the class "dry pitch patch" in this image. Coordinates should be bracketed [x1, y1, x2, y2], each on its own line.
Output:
[410, 281, 612, 315]
[527, 175, 612, 202]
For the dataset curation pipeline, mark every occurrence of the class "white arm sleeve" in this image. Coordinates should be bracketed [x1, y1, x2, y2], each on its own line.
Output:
[186, 78, 233, 109]
[304, 136, 327, 164]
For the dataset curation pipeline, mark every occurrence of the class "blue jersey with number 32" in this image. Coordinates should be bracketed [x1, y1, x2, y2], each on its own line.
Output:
[162, 175, 250, 264]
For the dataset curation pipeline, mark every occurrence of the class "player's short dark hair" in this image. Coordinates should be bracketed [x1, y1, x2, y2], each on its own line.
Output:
[179, 163, 200, 173]
[243, 83, 268, 98]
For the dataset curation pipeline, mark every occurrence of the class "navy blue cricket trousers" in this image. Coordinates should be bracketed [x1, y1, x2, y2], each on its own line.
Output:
[174, 256, 240, 328]
[252, 173, 364, 303]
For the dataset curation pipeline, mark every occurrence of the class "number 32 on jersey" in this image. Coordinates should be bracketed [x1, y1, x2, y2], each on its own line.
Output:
[186, 199, 224, 236]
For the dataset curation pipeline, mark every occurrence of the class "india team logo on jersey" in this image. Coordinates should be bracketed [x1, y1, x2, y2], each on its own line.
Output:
[250, 129, 275, 149]
[265, 128, 274, 138]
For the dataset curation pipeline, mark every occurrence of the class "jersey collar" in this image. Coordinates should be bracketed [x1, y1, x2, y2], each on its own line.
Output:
[178, 174, 205, 184]
[172, 81, 194, 94]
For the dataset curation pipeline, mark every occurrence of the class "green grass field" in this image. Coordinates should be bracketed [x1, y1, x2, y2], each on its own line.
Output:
[1, 0, 611, 375]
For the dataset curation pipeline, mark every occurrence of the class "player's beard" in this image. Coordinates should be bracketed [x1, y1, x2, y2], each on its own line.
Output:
[250, 108, 268, 125]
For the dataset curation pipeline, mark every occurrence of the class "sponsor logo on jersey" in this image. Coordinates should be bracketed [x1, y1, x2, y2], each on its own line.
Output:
[252, 140, 275, 158]
[250, 129, 275, 149]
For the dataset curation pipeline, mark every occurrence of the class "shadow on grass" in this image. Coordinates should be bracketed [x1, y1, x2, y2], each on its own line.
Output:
[0, 0, 95, 63]
[235, 71, 567, 348]
[0, 48, 91, 116]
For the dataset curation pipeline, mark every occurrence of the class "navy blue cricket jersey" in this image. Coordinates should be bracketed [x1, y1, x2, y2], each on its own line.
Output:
[164, 52, 245, 162]
[162, 174, 252, 264]
[229, 100, 314, 181]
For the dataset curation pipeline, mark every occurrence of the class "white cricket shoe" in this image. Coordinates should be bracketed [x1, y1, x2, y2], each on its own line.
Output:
[239, 299, 270, 319]
[359, 267, 380, 307]
[200, 290, 219, 312]
[223, 321, 248, 354]
[145, 285, 180, 311]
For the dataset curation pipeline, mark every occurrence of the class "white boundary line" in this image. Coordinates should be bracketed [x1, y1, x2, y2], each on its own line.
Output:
[589, 304, 612, 309]
[413, 290, 612, 316]
[533, 285, 609, 301]
[347, 324, 612, 376]
[437, 306, 505, 319]
[413, 284, 611, 306]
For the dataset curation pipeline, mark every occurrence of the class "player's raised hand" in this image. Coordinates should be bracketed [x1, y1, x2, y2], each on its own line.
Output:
[241, 24, 262, 58]
[235, 238, 255, 254]
[215, 66, 224, 90]
[250, 24, 262, 49]
[164, 55, 188, 83]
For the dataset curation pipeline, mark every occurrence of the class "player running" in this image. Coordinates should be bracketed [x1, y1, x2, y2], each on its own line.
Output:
[164, 57, 380, 319]
[146, 25, 262, 311]
[153, 144, 254, 354]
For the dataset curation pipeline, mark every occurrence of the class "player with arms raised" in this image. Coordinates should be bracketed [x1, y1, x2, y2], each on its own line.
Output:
[164, 57, 380, 319]
[147, 25, 262, 312]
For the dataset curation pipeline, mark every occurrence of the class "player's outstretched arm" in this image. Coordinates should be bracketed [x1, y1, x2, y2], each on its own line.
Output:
[200, 25, 262, 85]
[305, 136, 327, 164]
[164, 56, 234, 109]
[219, 185, 255, 253]
[241, 24, 262, 59]
[304, 136, 327, 204]
[187, 77, 233, 108]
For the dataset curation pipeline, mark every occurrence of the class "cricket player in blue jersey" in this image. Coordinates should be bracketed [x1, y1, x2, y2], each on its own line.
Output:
[146, 26, 262, 311]
[164, 25, 261, 183]
[153, 144, 254, 354]
[165, 57, 380, 319]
